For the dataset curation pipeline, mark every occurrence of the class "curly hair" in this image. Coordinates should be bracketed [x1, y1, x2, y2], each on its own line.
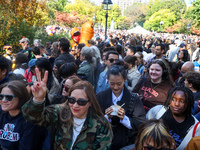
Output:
[184, 71, 200, 91]
[148, 58, 174, 86]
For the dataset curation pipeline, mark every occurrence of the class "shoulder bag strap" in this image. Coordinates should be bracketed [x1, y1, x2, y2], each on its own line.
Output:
[193, 122, 200, 137]
[155, 106, 167, 119]
[177, 121, 200, 150]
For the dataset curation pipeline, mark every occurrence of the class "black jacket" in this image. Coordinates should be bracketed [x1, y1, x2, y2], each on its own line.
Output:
[54, 52, 75, 64]
[96, 86, 146, 150]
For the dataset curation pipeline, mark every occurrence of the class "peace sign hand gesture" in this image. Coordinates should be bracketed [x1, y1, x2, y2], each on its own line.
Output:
[31, 68, 48, 101]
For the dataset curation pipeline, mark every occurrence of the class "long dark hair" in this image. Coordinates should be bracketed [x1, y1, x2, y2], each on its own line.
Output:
[35, 58, 53, 89]
[178, 50, 189, 62]
[14, 53, 29, 69]
[60, 81, 112, 131]
[163, 86, 194, 118]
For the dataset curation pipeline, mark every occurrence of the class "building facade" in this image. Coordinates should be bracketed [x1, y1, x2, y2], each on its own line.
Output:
[97, 0, 142, 16]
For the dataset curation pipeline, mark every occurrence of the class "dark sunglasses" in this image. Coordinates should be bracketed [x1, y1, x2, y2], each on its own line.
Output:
[63, 84, 70, 92]
[143, 146, 172, 150]
[68, 96, 90, 106]
[0, 94, 16, 101]
[108, 58, 118, 63]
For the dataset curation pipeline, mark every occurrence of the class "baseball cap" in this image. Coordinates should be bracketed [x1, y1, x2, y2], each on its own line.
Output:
[28, 59, 37, 72]
[96, 36, 100, 40]
[19, 37, 30, 43]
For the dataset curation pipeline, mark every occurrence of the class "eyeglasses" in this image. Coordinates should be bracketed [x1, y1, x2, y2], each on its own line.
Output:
[63, 84, 70, 92]
[108, 58, 118, 63]
[0, 94, 16, 101]
[68, 96, 90, 106]
[143, 146, 172, 150]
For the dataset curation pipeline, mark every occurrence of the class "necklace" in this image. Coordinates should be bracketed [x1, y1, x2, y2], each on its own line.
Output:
[73, 117, 86, 132]
[150, 81, 161, 92]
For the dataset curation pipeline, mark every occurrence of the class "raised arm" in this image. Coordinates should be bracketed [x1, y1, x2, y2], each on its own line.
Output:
[22, 68, 59, 127]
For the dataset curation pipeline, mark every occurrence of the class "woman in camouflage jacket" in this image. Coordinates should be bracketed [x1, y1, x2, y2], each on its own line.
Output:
[22, 68, 113, 150]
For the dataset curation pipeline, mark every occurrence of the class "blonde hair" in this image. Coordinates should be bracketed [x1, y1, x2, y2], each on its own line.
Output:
[134, 119, 175, 150]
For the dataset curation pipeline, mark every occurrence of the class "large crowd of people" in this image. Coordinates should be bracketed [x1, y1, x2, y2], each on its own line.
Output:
[1, 30, 200, 150]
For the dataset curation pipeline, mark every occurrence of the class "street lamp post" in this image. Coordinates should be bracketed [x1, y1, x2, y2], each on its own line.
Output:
[159, 21, 164, 33]
[102, 0, 113, 40]
[187, 22, 191, 37]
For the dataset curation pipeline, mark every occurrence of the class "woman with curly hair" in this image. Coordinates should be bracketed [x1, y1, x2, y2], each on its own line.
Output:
[133, 58, 174, 112]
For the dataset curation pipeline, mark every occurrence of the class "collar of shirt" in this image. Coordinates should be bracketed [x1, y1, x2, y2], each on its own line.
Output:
[128, 66, 137, 73]
[79, 60, 87, 67]
[112, 87, 124, 105]
[105, 76, 108, 84]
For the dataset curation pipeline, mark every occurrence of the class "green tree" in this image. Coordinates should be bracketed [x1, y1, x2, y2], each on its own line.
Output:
[96, 4, 122, 29]
[0, 0, 49, 49]
[65, 0, 95, 18]
[146, 0, 186, 20]
[47, 0, 69, 19]
[64, 1, 123, 30]
[124, 3, 147, 27]
[117, 16, 131, 29]
[143, 9, 176, 32]
[188, 0, 200, 26]
[164, 18, 191, 33]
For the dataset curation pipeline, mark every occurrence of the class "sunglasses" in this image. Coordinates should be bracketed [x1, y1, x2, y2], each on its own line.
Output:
[108, 58, 118, 63]
[68, 96, 90, 106]
[63, 84, 70, 92]
[143, 146, 172, 150]
[0, 94, 16, 101]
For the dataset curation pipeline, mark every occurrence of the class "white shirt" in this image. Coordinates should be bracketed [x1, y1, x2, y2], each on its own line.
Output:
[105, 88, 132, 129]
[32, 99, 87, 149]
[71, 117, 86, 150]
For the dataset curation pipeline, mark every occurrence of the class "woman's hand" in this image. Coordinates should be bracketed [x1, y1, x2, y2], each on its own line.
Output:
[117, 107, 125, 120]
[105, 107, 113, 119]
[31, 68, 48, 101]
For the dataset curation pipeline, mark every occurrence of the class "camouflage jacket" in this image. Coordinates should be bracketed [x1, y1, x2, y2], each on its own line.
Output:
[22, 100, 113, 150]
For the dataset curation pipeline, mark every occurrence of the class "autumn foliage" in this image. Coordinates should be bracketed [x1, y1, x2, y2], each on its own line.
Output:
[56, 11, 87, 28]
[0, 0, 49, 49]
[164, 27, 175, 33]
[191, 27, 200, 35]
